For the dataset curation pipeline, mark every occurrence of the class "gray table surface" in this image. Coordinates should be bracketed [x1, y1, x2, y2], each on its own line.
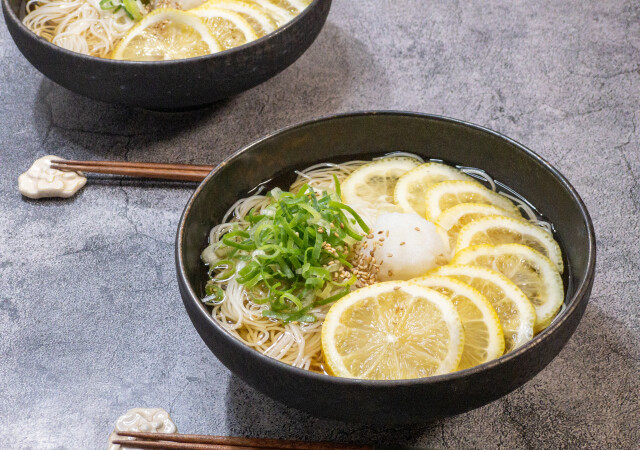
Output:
[1, 0, 639, 448]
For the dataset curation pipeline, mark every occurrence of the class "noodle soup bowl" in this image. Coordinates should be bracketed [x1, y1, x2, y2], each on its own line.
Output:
[176, 111, 596, 424]
[2, 0, 331, 110]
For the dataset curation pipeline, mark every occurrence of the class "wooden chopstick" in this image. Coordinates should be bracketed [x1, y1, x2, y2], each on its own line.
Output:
[115, 432, 372, 450]
[111, 439, 252, 449]
[49, 160, 212, 182]
[53, 160, 215, 171]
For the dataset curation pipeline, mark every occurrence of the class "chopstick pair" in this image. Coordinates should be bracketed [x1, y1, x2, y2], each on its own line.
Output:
[112, 431, 372, 450]
[50, 159, 215, 182]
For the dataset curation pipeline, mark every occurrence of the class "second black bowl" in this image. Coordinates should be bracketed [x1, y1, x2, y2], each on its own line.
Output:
[176, 112, 596, 424]
[2, 0, 331, 109]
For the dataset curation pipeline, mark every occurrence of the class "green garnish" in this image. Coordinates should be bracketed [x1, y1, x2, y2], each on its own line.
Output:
[99, 0, 117, 9]
[203, 282, 225, 306]
[100, 0, 142, 21]
[203, 182, 368, 323]
[122, 0, 142, 21]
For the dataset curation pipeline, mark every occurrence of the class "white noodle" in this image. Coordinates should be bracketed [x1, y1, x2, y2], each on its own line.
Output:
[461, 166, 554, 233]
[204, 157, 562, 372]
[23, 0, 135, 57]
[289, 160, 366, 194]
[500, 192, 554, 233]
[374, 152, 425, 162]
[460, 167, 497, 191]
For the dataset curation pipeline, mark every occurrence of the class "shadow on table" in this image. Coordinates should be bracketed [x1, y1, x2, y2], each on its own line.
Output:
[29, 22, 385, 163]
[223, 376, 438, 447]
[31, 78, 230, 158]
[492, 300, 640, 444]
[82, 175, 202, 189]
[220, 302, 640, 447]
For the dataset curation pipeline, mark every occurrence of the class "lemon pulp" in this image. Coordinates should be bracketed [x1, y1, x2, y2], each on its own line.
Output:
[321, 282, 464, 380]
[453, 244, 564, 332]
[430, 264, 536, 353]
[111, 9, 220, 61]
[412, 275, 505, 370]
[394, 163, 473, 217]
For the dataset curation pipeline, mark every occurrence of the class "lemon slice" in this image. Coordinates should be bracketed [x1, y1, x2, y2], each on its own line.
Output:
[411, 275, 504, 370]
[193, 0, 276, 36]
[424, 180, 519, 221]
[455, 215, 564, 273]
[321, 282, 464, 380]
[341, 158, 420, 219]
[394, 163, 473, 217]
[111, 9, 221, 61]
[251, 0, 295, 25]
[452, 244, 564, 333]
[436, 203, 521, 250]
[429, 264, 536, 353]
[434, 223, 453, 260]
[270, 0, 309, 13]
[191, 6, 258, 48]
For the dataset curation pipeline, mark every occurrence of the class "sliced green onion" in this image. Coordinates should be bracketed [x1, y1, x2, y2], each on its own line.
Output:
[316, 288, 350, 305]
[280, 292, 303, 311]
[329, 201, 369, 234]
[312, 230, 322, 261]
[208, 259, 236, 282]
[203, 283, 225, 305]
[99, 0, 118, 10]
[205, 182, 367, 322]
[332, 174, 342, 198]
[222, 237, 253, 251]
[122, 0, 142, 21]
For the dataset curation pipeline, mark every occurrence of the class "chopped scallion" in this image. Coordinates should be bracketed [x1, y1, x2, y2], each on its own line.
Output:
[202, 181, 367, 322]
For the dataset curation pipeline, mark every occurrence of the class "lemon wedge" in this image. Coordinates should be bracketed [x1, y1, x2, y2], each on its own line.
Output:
[321, 282, 464, 380]
[192, 0, 276, 36]
[452, 244, 564, 333]
[340, 157, 420, 220]
[455, 215, 564, 273]
[411, 275, 504, 370]
[429, 264, 536, 352]
[394, 163, 473, 217]
[436, 203, 521, 249]
[111, 9, 221, 61]
[424, 180, 519, 221]
[190, 6, 258, 48]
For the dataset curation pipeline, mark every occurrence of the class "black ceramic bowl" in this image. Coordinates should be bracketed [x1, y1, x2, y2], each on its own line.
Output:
[2, 0, 330, 110]
[176, 112, 596, 425]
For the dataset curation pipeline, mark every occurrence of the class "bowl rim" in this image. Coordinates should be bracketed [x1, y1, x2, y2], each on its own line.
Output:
[2, 0, 325, 65]
[176, 110, 597, 387]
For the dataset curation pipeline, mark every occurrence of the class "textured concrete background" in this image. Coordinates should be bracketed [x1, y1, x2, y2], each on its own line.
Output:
[1, 0, 639, 448]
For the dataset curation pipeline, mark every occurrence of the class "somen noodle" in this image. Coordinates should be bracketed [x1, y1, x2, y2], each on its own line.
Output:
[201, 155, 556, 373]
[23, 0, 135, 57]
[21, 0, 311, 60]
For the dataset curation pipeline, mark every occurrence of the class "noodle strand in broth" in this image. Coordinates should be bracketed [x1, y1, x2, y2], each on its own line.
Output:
[203, 157, 556, 373]
[24, 0, 135, 57]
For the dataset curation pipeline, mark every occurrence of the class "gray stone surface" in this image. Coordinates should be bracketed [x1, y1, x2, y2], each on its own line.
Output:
[1, 0, 639, 448]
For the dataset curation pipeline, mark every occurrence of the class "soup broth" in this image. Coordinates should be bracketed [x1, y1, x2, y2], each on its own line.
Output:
[200, 154, 569, 380]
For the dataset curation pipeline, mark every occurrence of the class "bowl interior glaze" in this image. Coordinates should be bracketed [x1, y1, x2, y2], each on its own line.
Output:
[177, 112, 595, 424]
